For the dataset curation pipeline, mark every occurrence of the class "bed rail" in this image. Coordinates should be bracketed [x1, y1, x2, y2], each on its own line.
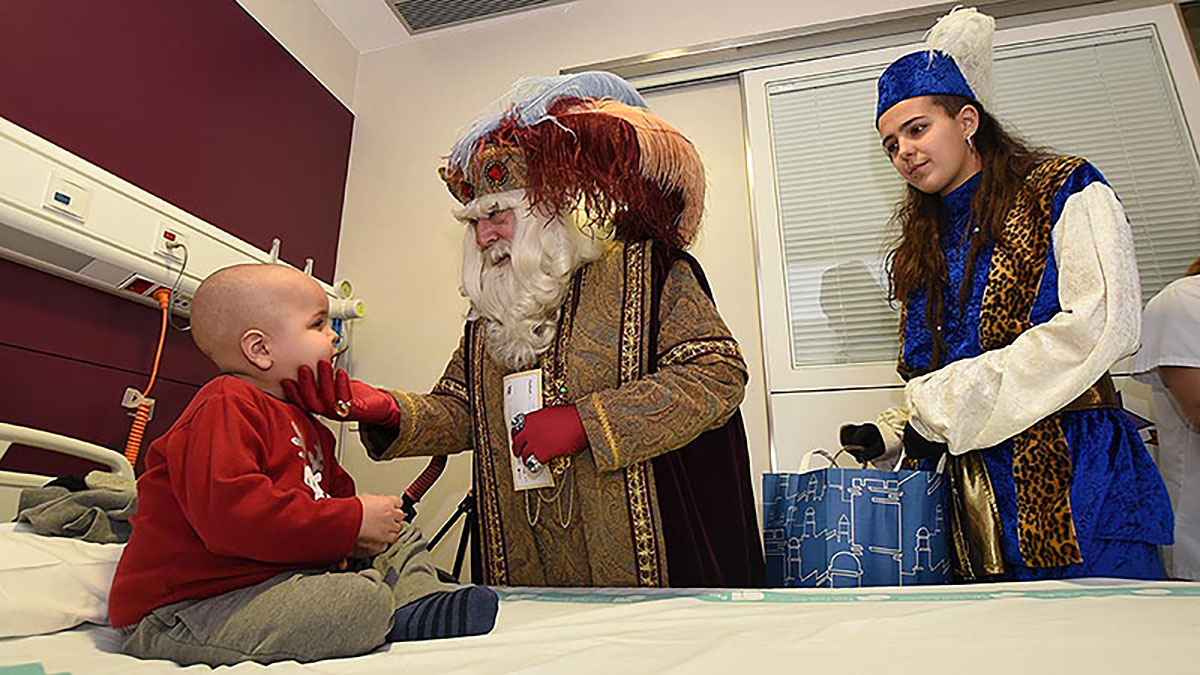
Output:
[0, 422, 133, 489]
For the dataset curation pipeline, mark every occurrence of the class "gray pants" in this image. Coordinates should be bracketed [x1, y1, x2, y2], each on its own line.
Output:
[120, 523, 454, 666]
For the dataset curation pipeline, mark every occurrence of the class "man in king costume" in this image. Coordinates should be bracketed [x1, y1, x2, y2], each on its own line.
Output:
[290, 72, 764, 588]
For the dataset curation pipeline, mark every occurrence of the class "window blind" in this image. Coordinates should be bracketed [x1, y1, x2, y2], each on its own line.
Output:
[765, 25, 1200, 368]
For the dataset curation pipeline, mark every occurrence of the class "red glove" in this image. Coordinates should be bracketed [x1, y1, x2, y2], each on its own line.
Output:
[282, 360, 400, 428]
[512, 405, 588, 464]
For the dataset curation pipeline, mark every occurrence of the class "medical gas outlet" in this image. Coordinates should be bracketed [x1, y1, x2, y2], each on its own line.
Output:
[41, 171, 93, 222]
[154, 224, 187, 262]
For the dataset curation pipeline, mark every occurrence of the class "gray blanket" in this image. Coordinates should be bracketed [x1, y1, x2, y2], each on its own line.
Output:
[17, 471, 136, 543]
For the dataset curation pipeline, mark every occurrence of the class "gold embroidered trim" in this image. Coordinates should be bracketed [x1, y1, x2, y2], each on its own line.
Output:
[626, 461, 659, 586]
[591, 393, 621, 467]
[468, 326, 508, 585]
[393, 390, 416, 415]
[659, 338, 744, 368]
[620, 240, 662, 587]
[374, 391, 417, 460]
[541, 269, 584, 408]
[431, 377, 468, 404]
[620, 242, 648, 385]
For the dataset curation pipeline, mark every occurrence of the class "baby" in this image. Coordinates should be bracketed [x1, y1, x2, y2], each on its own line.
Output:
[108, 263, 497, 666]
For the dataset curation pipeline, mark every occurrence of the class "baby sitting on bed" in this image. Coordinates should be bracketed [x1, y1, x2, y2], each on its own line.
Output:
[108, 263, 497, 667]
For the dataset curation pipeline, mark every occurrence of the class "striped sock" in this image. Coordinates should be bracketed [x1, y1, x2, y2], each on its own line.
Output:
[386, 586, 498, 642]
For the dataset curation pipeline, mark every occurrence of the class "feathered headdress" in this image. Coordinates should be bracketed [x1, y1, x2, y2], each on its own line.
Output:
[439, 71, 706, 250]
[875, 7, 996, 121]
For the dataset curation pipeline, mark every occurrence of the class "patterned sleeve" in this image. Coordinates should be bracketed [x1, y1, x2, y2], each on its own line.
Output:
[360, 333, 474, 460]
[576, 259, 748, 471]
[906, 167, 1141, 454]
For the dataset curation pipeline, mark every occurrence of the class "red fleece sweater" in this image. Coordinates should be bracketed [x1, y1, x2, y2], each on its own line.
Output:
[109, 376, 362, 628]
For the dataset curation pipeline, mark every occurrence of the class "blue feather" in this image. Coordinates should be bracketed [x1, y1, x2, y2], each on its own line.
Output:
[448, 71, 647, 172]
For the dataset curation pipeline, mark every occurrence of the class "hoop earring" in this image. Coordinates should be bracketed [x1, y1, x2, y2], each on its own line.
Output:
[966, 135, 974, 149]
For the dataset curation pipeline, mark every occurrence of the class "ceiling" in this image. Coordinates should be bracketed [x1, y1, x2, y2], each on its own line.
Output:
[313, 0, 572, 53]
[313, 0, 412, 53]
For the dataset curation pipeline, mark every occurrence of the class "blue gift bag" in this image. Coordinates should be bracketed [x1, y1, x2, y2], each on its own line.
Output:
[762, 466, 951, 587]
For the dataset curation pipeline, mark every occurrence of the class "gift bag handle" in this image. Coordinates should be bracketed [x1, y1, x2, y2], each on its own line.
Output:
[798, 447, 867, 473]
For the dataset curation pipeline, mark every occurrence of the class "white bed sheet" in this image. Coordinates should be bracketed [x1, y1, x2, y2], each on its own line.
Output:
[0, 522, 124, 637]
[1, 579, 1197, 674]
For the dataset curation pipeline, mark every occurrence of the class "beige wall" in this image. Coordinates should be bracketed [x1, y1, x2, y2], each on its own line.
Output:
[236, 0, 359, 109]
[333, 0, 946, 570]
[640, 80, 770, 511]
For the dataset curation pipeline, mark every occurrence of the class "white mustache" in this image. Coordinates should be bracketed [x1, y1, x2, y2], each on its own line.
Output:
[484, 241, 512, 265]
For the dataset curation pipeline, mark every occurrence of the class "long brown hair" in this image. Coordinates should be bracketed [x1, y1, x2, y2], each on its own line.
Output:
[1187, 255, 1200, 276]
[885, 95, 1051, 367]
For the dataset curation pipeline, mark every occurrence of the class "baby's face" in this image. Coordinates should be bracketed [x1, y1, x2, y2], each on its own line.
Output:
[267, 276, 338, 381]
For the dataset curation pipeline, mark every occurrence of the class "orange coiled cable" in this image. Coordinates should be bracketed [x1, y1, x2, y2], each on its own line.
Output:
[123, 289, 172, 467]
[123, 402, 152, 467]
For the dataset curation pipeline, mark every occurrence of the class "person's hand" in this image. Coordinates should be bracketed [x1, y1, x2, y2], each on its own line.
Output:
[839, 423, 885, 463]
[356, 493, 405, 552]
[283, 360, 400, 427]
[512, 405, 588, 468]
[903, 421, 948, 460]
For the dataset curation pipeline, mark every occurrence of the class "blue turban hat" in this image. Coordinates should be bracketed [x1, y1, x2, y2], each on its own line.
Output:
[875, 50, 978, 122]
[875, 8, 996, 123]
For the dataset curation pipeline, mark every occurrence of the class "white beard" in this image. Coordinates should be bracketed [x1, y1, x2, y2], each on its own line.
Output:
[459, 192, 606, 371]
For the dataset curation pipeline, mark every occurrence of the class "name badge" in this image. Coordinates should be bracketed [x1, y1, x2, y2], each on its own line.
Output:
[503, 369, 554, 491]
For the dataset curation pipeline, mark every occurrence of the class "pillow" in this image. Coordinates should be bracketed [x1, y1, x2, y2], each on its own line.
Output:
[0, 522, 124, 637]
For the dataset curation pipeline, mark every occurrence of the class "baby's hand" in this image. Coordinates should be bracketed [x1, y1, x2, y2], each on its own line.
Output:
[357, 493, 405, 550]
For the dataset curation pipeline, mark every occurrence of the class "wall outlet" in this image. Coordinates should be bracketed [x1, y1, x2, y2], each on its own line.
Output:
[154, 224, 188, 261]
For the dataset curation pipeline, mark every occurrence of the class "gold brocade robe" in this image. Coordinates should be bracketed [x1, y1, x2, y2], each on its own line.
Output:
[362, 240, 748, 586]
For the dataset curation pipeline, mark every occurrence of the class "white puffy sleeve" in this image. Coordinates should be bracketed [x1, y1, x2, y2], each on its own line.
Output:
[905, 180, 1142, 454]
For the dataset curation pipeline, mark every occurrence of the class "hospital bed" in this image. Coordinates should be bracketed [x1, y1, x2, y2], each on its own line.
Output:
[1, 422, 1197, 674]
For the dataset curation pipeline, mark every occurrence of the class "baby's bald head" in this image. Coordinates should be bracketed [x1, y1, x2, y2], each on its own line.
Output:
[191, 264, 325, 372]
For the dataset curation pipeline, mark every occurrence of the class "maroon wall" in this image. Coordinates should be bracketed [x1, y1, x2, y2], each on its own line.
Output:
[0, 1, 353, 476]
